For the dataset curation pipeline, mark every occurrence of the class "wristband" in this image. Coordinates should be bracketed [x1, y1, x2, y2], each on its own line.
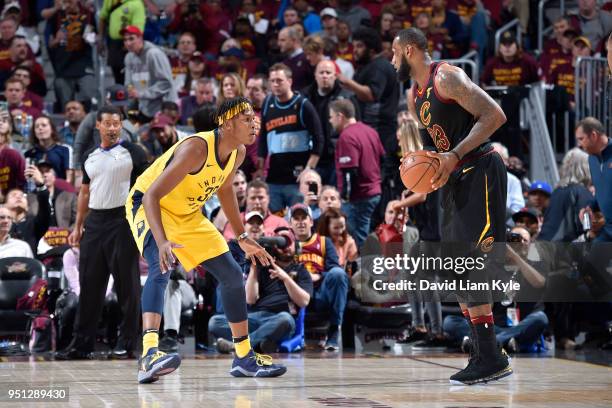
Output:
[237, 232, 248, 241]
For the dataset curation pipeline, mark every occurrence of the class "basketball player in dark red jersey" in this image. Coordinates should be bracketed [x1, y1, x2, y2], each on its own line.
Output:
[391, 28, 513, 385]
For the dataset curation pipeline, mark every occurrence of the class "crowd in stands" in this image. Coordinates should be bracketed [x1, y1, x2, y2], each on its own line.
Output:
[0, 0, 611, 356]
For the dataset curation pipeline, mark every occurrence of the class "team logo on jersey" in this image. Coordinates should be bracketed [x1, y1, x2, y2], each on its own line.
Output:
[426, 87, 432, 99]
[419, 101, 431, 127]
[426, 124, 450, 151]
[480, 236, 494, 253]
[137, 221, 145, 237]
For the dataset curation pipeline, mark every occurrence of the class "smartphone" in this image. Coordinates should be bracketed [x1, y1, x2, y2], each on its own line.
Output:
[308, 181, 318, 195]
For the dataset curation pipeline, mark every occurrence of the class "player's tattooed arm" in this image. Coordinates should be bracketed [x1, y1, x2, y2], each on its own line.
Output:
[435, 64, 506, 159]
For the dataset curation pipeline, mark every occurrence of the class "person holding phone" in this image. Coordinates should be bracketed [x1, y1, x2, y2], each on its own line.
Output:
[297, 169, 322, 221]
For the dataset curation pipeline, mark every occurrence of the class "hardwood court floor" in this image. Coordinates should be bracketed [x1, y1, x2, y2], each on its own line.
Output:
[1, 353, 611, 407]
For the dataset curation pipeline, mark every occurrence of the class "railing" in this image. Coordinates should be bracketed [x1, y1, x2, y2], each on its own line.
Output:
[494, 18, 521, 52]
[437, 50, 480, 83]
[575, 57, 611, 136]
[93, 0, 106, 108]
[538, 0, 567, 55]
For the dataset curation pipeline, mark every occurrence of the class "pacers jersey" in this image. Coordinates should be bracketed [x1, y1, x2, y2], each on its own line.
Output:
[126, 130, 237, 270]
[413, 62, 475, 153]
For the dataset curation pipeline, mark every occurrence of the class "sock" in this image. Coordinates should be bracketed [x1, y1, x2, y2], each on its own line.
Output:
[142, 329, 159, 357]
[471, 313, 497, 357]
[233, 335, 252, 358]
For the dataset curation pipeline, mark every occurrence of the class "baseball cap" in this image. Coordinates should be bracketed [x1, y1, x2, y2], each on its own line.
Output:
[36, 160, 54, 170]
[512, 207, 539, 224]
[1, 1, 20, 18]
[150, 113, 173, 130]
[500, 31, 517, 45]
[120, 25, 143, 37]
[320, 7, 338, 19]
[528, 180, 552, 196]
[573, 36, 592, 50]
[106, 84, 129, 106]
[190, 51, 206, 63]
[289, 203, 312, 219]
[245, 211, 264, 223]
[221, 47, 245, 59]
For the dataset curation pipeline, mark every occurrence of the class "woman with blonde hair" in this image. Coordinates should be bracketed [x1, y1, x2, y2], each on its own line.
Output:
[217, 73, 246, 107]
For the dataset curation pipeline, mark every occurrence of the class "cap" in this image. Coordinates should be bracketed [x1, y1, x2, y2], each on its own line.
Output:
[2, 1, 20, 16]
[150, 113, 173, 130]
[245, 211, 264, 223]
[573, 36, 592, 50]
[120, 25, 143, 37]
[190, 51, 206, 63]
[500, 31, 517, 45]
[289, 203, 312, 219]
[528, 180, 552, 196]
[36, 160, 53, 170]
[512, 207, 539, 224]
[320, 7, 338, 19]
[106, 84, 129, 106]
[221, 47, 245, 59]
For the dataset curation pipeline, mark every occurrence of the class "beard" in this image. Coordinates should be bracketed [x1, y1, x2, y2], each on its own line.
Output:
[397, 55, 412, 82]
[355, 51, 371, 66]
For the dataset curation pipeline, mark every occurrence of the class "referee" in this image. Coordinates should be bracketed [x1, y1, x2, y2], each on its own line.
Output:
[57, 105, 148, 360]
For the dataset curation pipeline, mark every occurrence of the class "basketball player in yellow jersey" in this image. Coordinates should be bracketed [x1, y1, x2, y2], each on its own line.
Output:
[126, 97, 287, 383]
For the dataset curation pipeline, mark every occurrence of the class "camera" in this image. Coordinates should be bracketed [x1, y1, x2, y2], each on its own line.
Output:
[257, 236, 291, 253]
[507, 232, 522, 243]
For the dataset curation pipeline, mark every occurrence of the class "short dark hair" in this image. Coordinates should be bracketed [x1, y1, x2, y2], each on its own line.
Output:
[192, 103, 217, 132]
[247, 179, 269, 194]
[269, 62, 293, 79]
[9, 35, 26, 47]
[576, 117, 606, 136]
[248, 74, 268, 91]
[330, 99, 356, 119]
[352, 27, 382, 53]
[96, 105, 123, 121]
[396, 28, 428, 51]
[161, 101, 179, 112]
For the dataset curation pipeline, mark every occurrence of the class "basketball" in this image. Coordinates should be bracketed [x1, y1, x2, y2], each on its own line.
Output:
[400, 151, 440, 193]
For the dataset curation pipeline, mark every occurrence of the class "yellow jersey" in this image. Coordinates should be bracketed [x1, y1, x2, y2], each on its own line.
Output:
[126, 130, 237, 270]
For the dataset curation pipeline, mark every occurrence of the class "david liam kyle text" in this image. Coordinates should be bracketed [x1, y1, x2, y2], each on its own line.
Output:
[372, 279, 521, 292]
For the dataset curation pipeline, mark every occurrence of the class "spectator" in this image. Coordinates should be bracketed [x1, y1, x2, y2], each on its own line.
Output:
[47, 0, 95, 111]
[222, 179, 290, 240]
[218, 73, 247, 107]
[123, 25, 177, 122]
[30, 162, 76, 229]
[543, 15, 573, 56]
[527, 180, 552, 215]
[447, 0, 488, 67]
[5, 181, 51, 254]
[548, 35, 592, 112]
[303, 35, 327, 70]
[336, 0, 372, 32]
[211, 226, 312, 353]
[282, 6, 301, 27]
[192, 104, 217, 133]
[142, 112, 186, 157]
[482, 31, 539, 87]
[378, 11, 394, 42]
[0, 205, 33, 258]
[444, 226, 549, 353]
[0, 36, 45, 97]
[318, 185, 342, 216]
[316, 207, 357, 270]
[323, 35, 355, 80]
[180, 51, 213, 98]
[431, 0, 469, 59]
[540, 17, 575, 78]
[170, 32, 197, 94]
[59, 101, 86, 147]
[246, 74, 268, 115]
[10, 66, 43, 112]
[302, 59, 356, 186]
[98, 0, 145, 84]
[179, 79, 215, 126]
[3, 2, 39, 54]
[297, 168, 322, 220]
[574, 0, 612, 52]
[290, 203, 348, 351]
[539, 148, 593, 242]
[0, 109, 25, 195]
[575, 117, 612, 242]
[278, 26, 314, 91]
[336, 20, 354, 66]
[342, 27, 398, 162]
[158, 265, 197, 353]
[320, 7, 338, 41]
[58, 105, 147, 360]
[257, 63, 323, 212]
[492, 142, 525, 217]
[413, 12, 446, 60]
[5, 77, 41, 119]
[25, 115, 73, 182]
[512, 207, 541, 240]
[0, 16, 18, 63]
[329, 99, 384, 248]
[293, 0, 322, 35]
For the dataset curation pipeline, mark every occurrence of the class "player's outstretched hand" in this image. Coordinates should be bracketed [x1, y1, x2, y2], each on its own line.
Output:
[159, 240, 183, 273]
[426, 151, 459, 190]
[239, 237, 274, 267]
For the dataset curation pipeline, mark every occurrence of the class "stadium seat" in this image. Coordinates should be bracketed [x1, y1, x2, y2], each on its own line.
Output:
[279, 308, 306, 353]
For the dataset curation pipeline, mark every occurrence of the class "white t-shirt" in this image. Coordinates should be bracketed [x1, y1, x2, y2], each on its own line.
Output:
[0, 237, 34, 259]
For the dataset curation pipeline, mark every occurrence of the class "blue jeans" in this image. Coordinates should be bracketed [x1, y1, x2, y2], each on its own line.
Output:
[311, 267, 349, 326]
[268, 183, 302, 213]
[208, 311, 295, 347]
[343, 195, 381, 248]
[443, 311, 549, 347]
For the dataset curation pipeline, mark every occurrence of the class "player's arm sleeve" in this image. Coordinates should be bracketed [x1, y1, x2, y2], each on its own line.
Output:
[301, 100, 324, 156]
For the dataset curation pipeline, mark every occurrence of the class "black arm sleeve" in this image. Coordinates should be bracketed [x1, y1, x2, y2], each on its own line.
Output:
[301, 99, 324, 156]
[341, 167, 358, 201]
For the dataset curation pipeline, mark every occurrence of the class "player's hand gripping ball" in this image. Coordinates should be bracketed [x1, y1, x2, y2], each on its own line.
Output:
[400, 151, 440, 194]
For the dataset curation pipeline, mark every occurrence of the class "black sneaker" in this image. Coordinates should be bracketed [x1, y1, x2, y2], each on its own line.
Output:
[397, 330, 428, 344]
[412, 335, 448, 350]
[450, 336, 477, 383]
[449, 349, 513, 385]
[55, 347, 94, 360]
[159, 335, 179, 353]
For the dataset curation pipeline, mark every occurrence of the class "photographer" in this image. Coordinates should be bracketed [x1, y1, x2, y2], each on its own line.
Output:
[209, 226, 312, 354]
[443, 227, 549, 353]
[158, 265, 196, 353]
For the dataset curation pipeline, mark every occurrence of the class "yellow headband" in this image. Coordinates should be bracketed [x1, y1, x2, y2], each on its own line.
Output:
[216, 101, 253, 126]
